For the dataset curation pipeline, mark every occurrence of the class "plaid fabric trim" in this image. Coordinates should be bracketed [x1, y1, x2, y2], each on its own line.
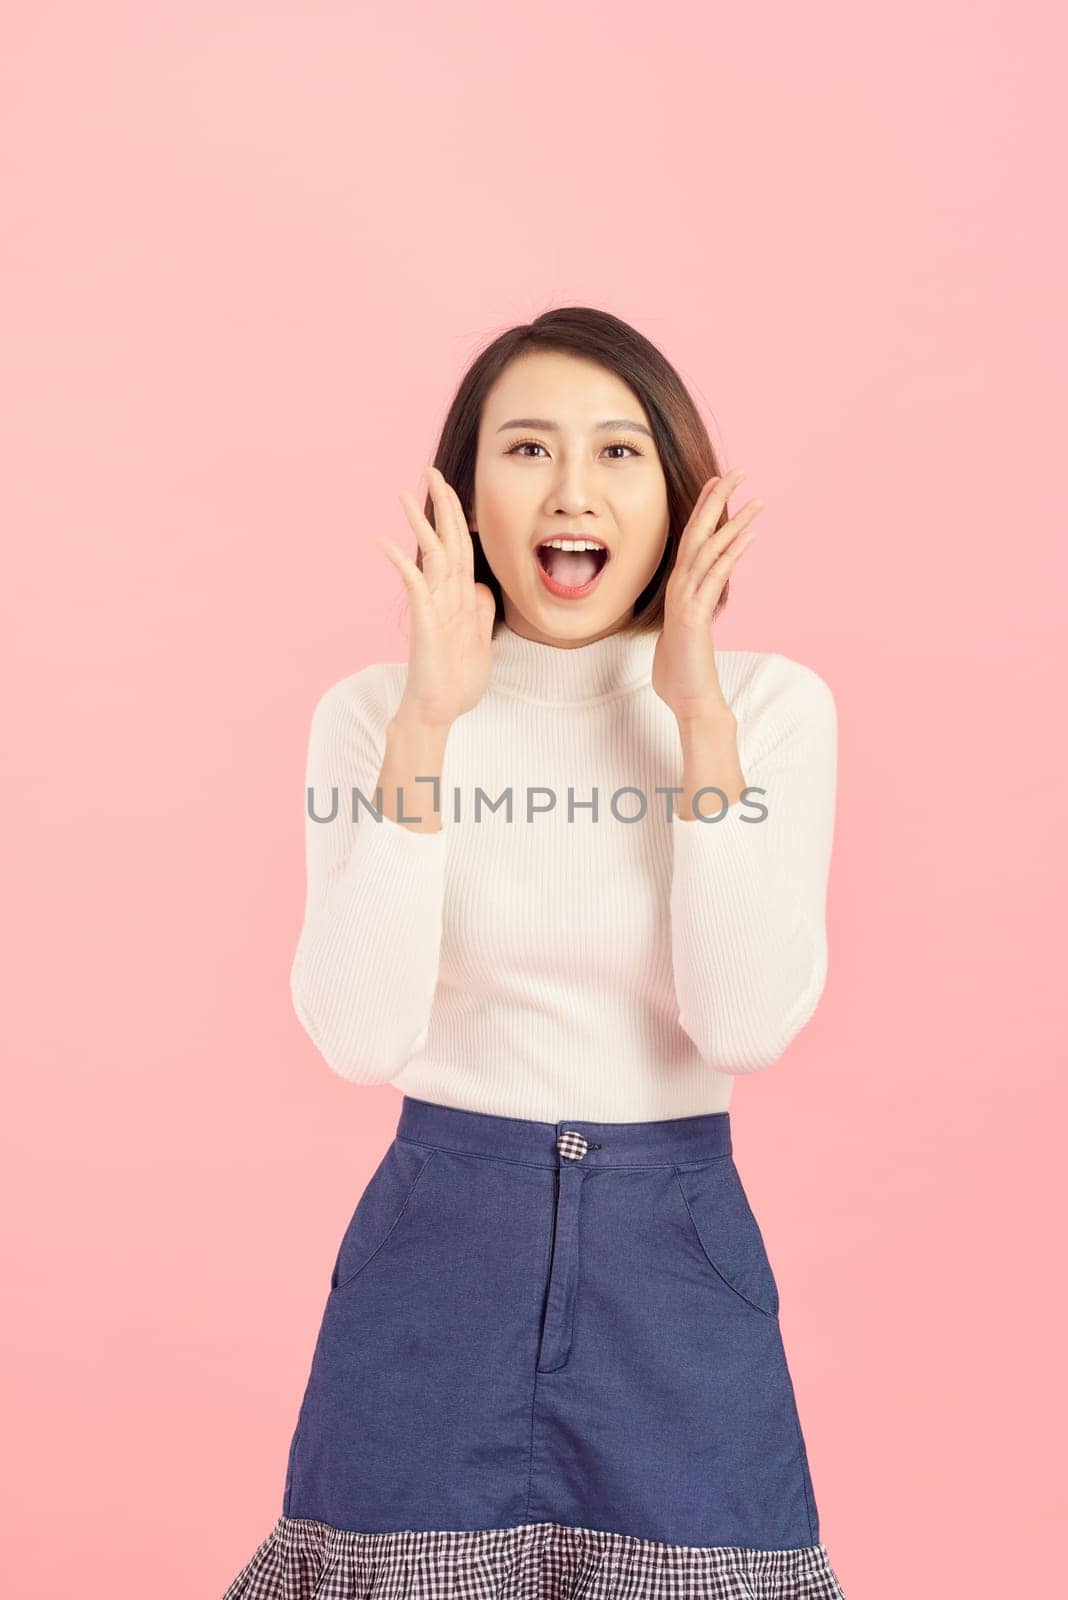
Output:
[221, 1514, 848, 1598]
[556, 1130, 591, 1160]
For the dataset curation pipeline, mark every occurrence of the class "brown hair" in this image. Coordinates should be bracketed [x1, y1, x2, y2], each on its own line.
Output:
[418, 306, 730, 633]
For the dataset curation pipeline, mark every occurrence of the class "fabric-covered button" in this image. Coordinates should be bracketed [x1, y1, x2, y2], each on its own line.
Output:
[556, 1130, 589, 1161]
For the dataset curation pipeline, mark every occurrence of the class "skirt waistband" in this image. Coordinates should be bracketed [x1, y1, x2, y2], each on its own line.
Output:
[396, 1094, 732, 1168]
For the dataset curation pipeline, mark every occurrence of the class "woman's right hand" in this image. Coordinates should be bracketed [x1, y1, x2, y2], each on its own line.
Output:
[376, 464, 497, 729]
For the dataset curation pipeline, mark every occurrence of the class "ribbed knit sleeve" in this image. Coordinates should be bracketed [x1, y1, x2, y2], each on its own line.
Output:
[289, 672, 447, 1085]
[668, 654, 838, 1074]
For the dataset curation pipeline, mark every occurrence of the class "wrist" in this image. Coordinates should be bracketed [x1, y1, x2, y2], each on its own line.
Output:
[674, 703, 736, 737]
[389, 705, 454, 741]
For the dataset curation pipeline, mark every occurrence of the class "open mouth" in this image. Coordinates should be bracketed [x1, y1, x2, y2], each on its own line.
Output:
[535, 539, 610, 598]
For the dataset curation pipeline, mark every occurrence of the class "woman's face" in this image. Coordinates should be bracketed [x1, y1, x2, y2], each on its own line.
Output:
[471, 350, 671, 645]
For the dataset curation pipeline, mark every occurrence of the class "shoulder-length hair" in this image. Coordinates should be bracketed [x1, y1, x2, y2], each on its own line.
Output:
[421, 306, 731, 633]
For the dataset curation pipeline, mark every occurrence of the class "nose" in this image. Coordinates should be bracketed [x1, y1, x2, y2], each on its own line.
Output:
[545, 461, 597, 517]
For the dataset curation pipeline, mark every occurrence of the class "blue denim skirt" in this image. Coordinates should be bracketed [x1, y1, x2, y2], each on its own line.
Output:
[222, 1095, 847, 1598]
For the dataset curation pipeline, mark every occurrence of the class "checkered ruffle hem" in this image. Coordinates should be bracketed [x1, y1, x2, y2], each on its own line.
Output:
[221, 1513, 847, 1598]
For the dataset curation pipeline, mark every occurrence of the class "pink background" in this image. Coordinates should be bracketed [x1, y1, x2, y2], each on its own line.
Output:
[3, 3, 1065, 1595]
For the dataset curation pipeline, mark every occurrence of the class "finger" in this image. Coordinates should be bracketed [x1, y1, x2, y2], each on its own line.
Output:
[677, 468, 747, 573]
[430, 467, 478, 586]
[375, 534, 433, 613]
[691, 472, 723, 517]
[681, 468, 745, 550]
[693, 523, 759, 606]
[435, 468, 477, 579]
[424, 468, 460, 566]
[686, 499, 763, 592]
[398, 488, 448, 574]
[676, 475, 722, 555]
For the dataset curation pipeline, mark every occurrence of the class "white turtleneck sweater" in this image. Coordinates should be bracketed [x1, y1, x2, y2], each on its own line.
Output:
[289, 622, 838, 1123]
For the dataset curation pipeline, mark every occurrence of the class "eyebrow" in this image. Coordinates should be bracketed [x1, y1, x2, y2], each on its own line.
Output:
[495, 416, 654, 440]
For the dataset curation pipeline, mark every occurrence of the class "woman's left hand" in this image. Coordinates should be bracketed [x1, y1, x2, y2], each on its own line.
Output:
[651, 467, 764, 723]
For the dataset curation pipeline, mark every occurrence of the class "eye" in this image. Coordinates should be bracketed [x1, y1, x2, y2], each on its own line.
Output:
[505, 438, 645, 459]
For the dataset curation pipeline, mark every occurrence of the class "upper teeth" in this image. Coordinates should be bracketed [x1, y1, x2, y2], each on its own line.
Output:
[540, 539, 605, 552]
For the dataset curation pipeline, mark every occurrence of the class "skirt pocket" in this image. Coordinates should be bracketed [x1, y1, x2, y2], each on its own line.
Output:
[329, 1138, 438, 1294]
[672, 1154, 781, 1318]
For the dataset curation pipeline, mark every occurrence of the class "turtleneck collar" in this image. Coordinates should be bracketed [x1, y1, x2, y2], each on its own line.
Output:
[488, 619, 659, 705]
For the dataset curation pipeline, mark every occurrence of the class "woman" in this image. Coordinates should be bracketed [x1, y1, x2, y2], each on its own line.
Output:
[222, 307, 847, 1598]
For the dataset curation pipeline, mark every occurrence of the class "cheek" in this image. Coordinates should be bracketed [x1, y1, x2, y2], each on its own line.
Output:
[477, 478, 535, 564]
[618, 472, 668, 523]
[617, 494, 670, 572]
[480, 474, 530, 524]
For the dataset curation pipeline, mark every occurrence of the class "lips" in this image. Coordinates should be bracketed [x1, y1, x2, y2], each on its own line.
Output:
[534, 541, 610, 600]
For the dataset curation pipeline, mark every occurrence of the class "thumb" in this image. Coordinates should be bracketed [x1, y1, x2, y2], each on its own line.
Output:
[474, 584, 497, 645]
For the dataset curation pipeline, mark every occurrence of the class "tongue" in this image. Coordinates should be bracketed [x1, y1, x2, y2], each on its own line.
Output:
[543, 547, 600, 587]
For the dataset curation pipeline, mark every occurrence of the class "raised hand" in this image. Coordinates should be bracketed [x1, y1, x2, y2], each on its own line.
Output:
[376, 465, 497, 730]
[652, 468, 764, 724]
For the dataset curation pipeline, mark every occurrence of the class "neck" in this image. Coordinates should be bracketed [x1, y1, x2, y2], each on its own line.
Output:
[488, 617, 659, 705]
